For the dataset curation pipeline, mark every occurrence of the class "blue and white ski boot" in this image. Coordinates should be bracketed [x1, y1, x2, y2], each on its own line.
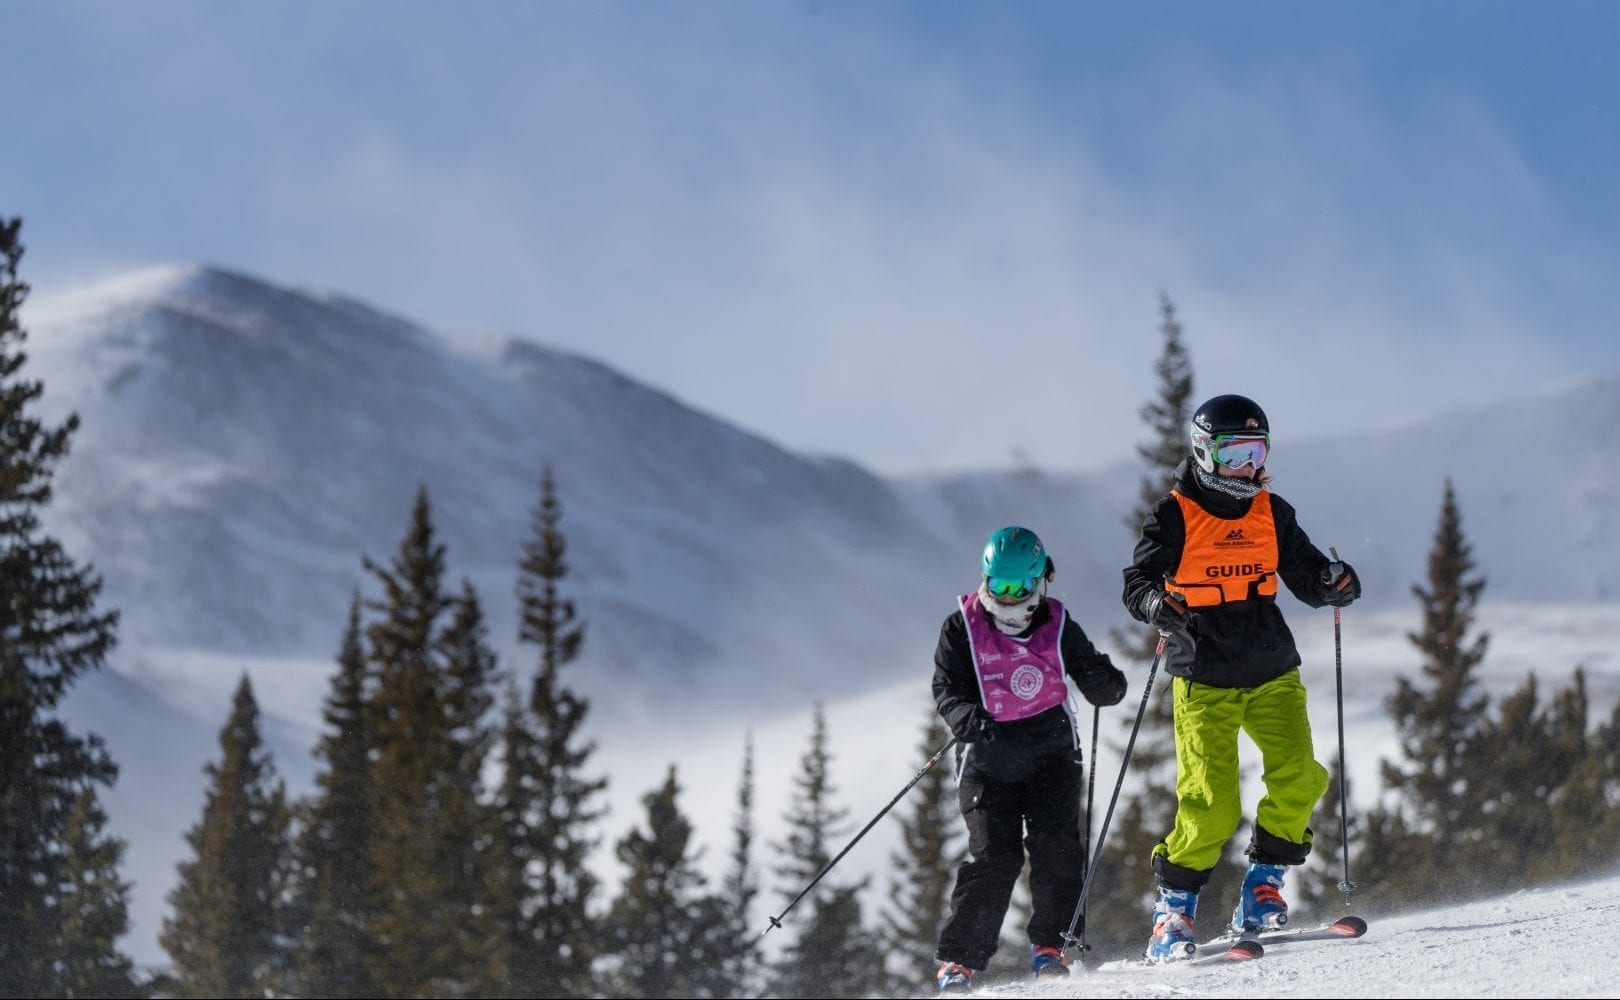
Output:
[936, 961, 974, 994]
[1230, 862, 1289, 934]
[1031, 944, 1069, 978]
[1145, 886, 1199, 962]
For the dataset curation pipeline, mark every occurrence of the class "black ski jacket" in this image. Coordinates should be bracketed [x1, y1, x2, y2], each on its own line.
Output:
[932, 598, 1126, 784]
[1122, 458, 1343, 689]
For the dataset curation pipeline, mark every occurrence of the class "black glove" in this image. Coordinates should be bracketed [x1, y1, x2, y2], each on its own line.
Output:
[964, 709, 1000, 744]
[1141, 589, 1191, 634]
[1320, 558, 1361, 608]
[1086, 663, 1128, 707]
[1164, 628, 1198, 671]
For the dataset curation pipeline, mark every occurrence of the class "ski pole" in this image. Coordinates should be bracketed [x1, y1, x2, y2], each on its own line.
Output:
[1329, 547, 1358, 905]
[760, 736, 958, 938]
[1060, 631, 1168, 954]
[1075, 704, 1100, 953]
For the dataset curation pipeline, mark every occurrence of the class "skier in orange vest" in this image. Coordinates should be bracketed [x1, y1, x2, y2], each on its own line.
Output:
[1123, 394, 1360, 962]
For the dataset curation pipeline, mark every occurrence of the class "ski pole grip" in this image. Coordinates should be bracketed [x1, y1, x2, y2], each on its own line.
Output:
[1324, 545, 1345, 585]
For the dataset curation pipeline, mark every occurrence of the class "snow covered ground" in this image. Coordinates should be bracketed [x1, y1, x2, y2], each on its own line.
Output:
[958, 871, 1620, 998]
[920, 868, 1613, 991]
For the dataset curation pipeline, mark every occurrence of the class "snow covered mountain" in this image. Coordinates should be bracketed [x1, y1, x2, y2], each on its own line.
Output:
[22, 265, 1620, 969]
[28, 267, 940, 696]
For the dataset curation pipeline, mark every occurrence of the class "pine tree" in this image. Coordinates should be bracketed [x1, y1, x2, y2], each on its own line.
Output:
[1360, 479, 1490, 904]
[434, 580, 505, 993]
[1091, 294, 1201, 954]
[360, 486, 469, 995]
[161, 675, 294, 998]
[716, 732, 761, 997]
[1469, 673, 1549, 888]
[1123, 294, 1198, 558]
[1548, 690, 1620, 877]
[483, 681, 537, 998]
[771, 703, 844, 926]
[58, 787, 141, 998]
[0, 216, 129, 994]
[440, 581, 501, 786]
[292, 594, 380, 998]
[1474, 669, 1594, 886]
[605, 766, 736, 998]
[770, 704, 884, 999]
[882, 708, 960, 988]
[512, 466, 604, 996]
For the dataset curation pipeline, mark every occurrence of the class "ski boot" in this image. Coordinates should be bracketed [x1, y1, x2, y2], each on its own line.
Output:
[936, 961, 974, 995]
[1230, 862, 1289, 934]
[1145, 886, 1199, 962]
[1030, 944, 1069, 979]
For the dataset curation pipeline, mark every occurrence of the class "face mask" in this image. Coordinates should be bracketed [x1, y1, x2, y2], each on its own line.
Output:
[980, 583, 1040, 633]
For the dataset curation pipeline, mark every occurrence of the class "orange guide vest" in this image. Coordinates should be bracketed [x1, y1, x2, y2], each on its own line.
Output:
[1165, 489, 1280, 607]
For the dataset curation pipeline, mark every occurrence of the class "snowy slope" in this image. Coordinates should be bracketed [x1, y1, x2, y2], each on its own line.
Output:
[965, 870, 1620, 998]
[19, 265, 1620, 970]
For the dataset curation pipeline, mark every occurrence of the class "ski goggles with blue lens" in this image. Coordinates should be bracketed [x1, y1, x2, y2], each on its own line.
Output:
[985, 576, 1039, 603]
[1212, 433, 1269, 470]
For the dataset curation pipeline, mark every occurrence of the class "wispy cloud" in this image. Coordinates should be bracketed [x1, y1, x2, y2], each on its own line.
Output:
[15, 4, 1618, 473]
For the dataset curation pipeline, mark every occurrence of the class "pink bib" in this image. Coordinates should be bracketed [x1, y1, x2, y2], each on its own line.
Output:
[959, 593, 1068, 722]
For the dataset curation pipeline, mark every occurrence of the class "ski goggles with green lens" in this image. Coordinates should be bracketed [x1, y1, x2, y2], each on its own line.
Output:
[985, 576, 1039, 603]
[1212, 433, 1269, 470]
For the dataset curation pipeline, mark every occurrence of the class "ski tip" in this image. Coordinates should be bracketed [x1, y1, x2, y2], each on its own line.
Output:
[1223, 940, 1264, 961]
[1330, 915, 1369, 937]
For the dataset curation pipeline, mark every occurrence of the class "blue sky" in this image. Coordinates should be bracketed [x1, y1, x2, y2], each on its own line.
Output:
[10, 1, 1620, 475]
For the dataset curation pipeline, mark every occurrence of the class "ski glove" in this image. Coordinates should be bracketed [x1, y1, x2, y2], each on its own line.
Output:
[1163, 628, 1197, 672]
[1320, 559, 1361, 608]
[961, 709, 1000, 744]
[1084, 661, 1128, 707]
[1141, 589, 1191, 634]
[946, 709, 997, 742]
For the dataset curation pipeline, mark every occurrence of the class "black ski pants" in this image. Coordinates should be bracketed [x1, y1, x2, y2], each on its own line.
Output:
[934, 752, 1086, 970]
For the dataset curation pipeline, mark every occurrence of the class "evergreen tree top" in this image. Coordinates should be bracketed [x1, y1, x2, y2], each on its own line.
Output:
[0, 217, 119, 706]
[517, 465, 584, 677]
[0, 217, 130, 995]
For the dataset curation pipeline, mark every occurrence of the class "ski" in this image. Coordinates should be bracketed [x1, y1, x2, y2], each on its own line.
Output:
[1188, 939, 1265, 964]
[1095, 937, 1264, 973]
[1220, 914, 1368, 949]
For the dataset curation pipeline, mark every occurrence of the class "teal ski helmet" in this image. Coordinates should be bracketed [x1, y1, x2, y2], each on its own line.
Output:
[981, 526, 1051, 601]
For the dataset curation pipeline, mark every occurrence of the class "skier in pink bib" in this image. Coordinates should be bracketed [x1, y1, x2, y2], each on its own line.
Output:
[932, 526, 1128, 993]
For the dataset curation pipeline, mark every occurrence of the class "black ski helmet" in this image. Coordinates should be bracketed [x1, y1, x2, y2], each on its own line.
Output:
[1189, 394, 1269, 473]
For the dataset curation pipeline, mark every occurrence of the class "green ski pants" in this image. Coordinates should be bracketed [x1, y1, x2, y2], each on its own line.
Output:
[1154, 669, 1330, 874]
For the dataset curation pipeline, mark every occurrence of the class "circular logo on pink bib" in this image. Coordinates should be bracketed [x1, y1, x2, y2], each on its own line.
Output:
[1010, 663, 1044, 701]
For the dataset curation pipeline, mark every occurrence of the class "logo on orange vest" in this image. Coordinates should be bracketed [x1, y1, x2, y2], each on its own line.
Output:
[1010, 664, 1044, 701]
[1206, 562, 1267, 578]
[1215, 526, 1255, 549]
